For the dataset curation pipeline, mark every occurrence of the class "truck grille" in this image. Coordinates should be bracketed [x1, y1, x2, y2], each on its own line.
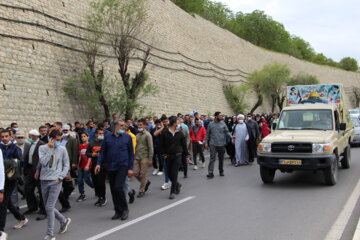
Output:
[271, 143, 312, 153]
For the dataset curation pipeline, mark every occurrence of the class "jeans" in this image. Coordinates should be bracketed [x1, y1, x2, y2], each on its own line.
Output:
[133, 158, 149, 193]
[41, 180, 66, 237]
[0, 179, 26, 231]
[192, 142, 205, 165]
[208, 145, 225, 174]
[108, 167, 128, 214]
[78, 168, 94, 195]
[91, 167, 106, 199]
[165, 154, 181, 194]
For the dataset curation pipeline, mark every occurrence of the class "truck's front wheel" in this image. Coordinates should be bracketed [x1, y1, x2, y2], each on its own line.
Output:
[341, 145, 351, 169]
[324, 155, 338, 186]
[260, 166, 276, 184]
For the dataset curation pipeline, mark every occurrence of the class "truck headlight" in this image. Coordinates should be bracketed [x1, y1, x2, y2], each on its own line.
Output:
[312, 143, 331, 153]
[258, 143, 271, 153]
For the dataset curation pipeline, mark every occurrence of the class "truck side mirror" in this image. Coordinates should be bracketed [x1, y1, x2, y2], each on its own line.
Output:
[339, 123, 346, 131]
[272, 123, 277, 130]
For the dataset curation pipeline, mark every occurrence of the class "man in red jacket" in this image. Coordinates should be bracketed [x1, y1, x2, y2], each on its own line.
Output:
[190, 118, 206, 170]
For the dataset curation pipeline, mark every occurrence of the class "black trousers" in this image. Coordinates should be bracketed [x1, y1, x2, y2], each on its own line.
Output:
[24, 166, 45, 213]
[165, 154, 181, 194]
[192, 142, 205, 165]
[108, 167, 128, 214]
[181, 154, 188, 177]
[91, 167, 106, 199]
[152, 150, 164, 171]
[0, 179, 25, 231]
[58, 178, 74, 209]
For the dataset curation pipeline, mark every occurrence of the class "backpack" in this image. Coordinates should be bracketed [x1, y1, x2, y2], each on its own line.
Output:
[3, 158, 20, 180]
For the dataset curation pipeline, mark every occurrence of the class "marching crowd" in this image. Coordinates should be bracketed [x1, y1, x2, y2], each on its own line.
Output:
[0, 111, 279, 240]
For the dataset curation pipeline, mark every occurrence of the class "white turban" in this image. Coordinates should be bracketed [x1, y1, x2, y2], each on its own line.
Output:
[237, 114, 245, 119]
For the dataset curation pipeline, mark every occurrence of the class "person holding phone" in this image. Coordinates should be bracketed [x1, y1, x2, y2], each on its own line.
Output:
[38, 130, 71, 240]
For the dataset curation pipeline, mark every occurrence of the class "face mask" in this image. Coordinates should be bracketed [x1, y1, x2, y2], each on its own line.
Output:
[176, 125, 181, 130]
[54, 141, 61, 148]
[13, 128, 19, 132]
[138, 128, 144, 132]
[10, 137, 14, 142]
[98, 135, 104, 140]
[17, 139, 25, 145]
[28, 138, 35, 144]
[195, 124, 200, 127]
[247, 117, 252, 120]
[1, 141, 12, 146]
[62, 133, 70, 137]
[118, 129, 125, 134]
[239, 120, 244, 124]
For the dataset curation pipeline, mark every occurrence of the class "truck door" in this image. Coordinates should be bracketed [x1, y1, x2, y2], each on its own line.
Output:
[335, 110, 346, 153]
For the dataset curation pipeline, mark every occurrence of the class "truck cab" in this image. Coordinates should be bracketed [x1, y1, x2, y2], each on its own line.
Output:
[257, 84, 354, 185]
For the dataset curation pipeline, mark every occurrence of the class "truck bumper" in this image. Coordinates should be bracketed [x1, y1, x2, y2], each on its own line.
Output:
[257, 153, 334, 170]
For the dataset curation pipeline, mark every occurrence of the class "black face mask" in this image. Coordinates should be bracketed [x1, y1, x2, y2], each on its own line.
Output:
[195, 124, 200, 127]
[216, 117, 222, 122]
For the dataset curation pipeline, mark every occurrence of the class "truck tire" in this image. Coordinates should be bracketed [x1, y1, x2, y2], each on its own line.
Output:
[260, 166, 276, 184]
[341, 145, 351, 169]
[324, 155, 338, 186]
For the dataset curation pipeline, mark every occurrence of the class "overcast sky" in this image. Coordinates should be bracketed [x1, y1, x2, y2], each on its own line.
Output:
[218, 0, 360, 62]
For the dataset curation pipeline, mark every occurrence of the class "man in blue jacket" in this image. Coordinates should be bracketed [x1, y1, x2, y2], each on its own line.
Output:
[95, 120, 134, 221]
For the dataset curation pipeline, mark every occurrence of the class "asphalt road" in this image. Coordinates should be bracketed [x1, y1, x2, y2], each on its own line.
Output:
[5, 148, 360, 240]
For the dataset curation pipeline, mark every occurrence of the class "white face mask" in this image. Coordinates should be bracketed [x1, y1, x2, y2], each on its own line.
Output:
[62, 133, 70, 137]
[17, 139, 25, 145]
[138, 128, 144, 132]
[239, 120, 244, 124]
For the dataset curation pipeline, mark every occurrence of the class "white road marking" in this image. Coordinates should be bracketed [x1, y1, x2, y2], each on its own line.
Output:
[353, 217, 360, 240]
[86, 196, 195, 240]
[19, 204, 27, 209]
[325, 178, 360, 240]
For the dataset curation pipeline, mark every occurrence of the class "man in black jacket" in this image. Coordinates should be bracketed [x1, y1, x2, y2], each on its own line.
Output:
[160, 116, 190, 200]
[23, 129, 46, 220]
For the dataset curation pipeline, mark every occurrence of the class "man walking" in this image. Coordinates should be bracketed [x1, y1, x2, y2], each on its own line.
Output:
[205, 112, 232, 178]
[246, 114, 260, 162]
[134, 120, 153, 198]
[95, 120, 134, 220]
[160, 116, 190, 200]
[190, 118, 206, 169]
[38, 130, 71, 240]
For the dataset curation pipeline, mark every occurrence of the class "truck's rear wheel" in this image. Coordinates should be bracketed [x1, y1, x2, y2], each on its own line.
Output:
[341, 145, 351, 169]
[260, 166, 276, 183]
[324, 155, 338, 186]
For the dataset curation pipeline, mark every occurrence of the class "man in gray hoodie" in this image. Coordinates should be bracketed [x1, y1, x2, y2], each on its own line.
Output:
[38, 130, 71, 240]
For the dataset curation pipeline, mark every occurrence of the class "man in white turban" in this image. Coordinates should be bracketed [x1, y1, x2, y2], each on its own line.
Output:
[232, 114, 249, 166]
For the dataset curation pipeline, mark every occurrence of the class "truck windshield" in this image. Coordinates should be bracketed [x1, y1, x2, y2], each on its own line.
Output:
[278, 109, 333, 130]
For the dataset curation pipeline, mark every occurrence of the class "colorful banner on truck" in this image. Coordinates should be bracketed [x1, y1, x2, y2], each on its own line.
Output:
[287, 84, 342, 105]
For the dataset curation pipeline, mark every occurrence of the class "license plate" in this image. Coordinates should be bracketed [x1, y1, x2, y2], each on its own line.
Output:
[279, 159, 302, 165]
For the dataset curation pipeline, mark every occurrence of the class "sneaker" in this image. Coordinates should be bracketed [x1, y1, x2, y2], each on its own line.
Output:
[59, 218, 71, 234]
[157, 171, 164, 176]
[76, 194, 86, 202]
[43, 235, 55, 240]
[161, 182, 171, 190]
[94, 198, 101, 206]
[193, 165, 198, 170]
[13, 218, 29, 229]
[202, 162, 206, 168]
[0, 231, 8, 240]
[99, 198, 107, 207]
[152, 169, 159, 176]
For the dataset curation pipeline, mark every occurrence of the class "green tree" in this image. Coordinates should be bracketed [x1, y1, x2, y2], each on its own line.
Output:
[259, 63, 291, 112]
[92, 0, 157, 119]
[339, 57, 359, 71]
[229, 10, 291, 53]
[223, 84, 249, 114]
[203, 1, 233, 28]
[288, 73, 319, 86]
[171, 0, 206, 14]
[288, 36, 315, 60]
[246, 70, 265, 114]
